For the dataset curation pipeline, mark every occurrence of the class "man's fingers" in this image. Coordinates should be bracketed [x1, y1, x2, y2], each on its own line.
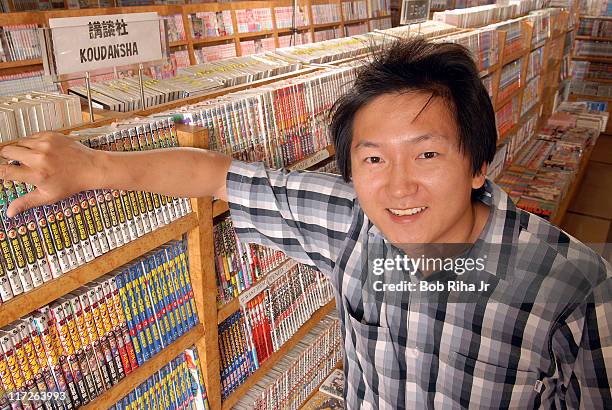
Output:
[0, 164, 36, 185]
[7, 189, 45, 218]
[0, 145, 38, 166]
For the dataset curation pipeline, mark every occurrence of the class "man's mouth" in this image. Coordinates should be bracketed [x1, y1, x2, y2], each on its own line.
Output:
[387, 206, 428, 216]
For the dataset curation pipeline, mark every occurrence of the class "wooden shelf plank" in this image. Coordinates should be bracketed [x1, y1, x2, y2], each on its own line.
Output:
[192, 35, 235, 45]
[313, 22, 342, 29]
[0, 58, 43, 69]
[237, 30, 275, 39]
[0, 213, 198, 329]
[575, 35, 612, 42]
[169, 40, 188, 47]
[580, 15, 612, 21]
[217, 298, 240, 324]
[344, 18, 368, 25]
[221, 300, 336, 410]
[572, 55, 612, 63]
[502, 47, 527, 65]
[81, 324, 206, 410]
[213, 199, 230, 218]
[495, 85, 522, 112]
[276, 26, 310, 34]
[569, 93, 612, 102]
[581, 77, 612, 84]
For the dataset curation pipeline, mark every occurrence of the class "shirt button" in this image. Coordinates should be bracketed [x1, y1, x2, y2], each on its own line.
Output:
[408, 347, 419, 358]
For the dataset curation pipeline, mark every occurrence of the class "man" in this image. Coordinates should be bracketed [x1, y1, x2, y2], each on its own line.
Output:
[1, 38, 610, 408]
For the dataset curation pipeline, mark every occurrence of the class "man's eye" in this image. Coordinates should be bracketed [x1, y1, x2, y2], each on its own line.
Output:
[365, 157, 382, 164]
[419, 152, 439, 159]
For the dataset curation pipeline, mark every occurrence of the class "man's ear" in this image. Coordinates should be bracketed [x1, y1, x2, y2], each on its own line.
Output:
[472, 163, 487, 189]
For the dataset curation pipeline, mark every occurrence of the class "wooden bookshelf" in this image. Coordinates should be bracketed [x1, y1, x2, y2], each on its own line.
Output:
[0, 0, 392, 79]
[0, 212, 198, 329]
[0, 58, 43, 69]
[221, 300, 336, 410]
[81, 324, 206, 409]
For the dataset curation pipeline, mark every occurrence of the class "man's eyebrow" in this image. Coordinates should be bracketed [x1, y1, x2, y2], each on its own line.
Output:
[354, 134, 445, 149]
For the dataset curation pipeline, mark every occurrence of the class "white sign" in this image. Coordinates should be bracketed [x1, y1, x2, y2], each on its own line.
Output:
[49, 12, 163, 76]
[400, 0, 430, 25]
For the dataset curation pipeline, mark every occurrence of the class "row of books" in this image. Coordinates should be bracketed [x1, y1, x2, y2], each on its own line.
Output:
[486, 19, 523, 57]
[311, 4, 342, 25]
[0, 92, 82, 142]
[495, 94, 520, 136]
[379, 20, 460, 39]
[0, 243, 198, 410]
[156, 66, 357, 168]
[345, 22, 369, 36]
[433, 4, 520, 28]
[194, 43, 238, 64]
[571, 60, 612, 81]
[313, 28, 341, 42]
[367, 0, 390, 17]
[498, 58, 523, 101]
[574, 39, 612, 57]
[521, 74, 541, 115]
[439, 28, 500, 73]
[577, 17, 612, 37]
[178, 54, 300, 87]
[274, 35, 380, 63]
[275, 5, 310, 29]
[579, 0, 612, 17]
[570, 79, 612, 97]
[218, 262, 334, 400]
[213, 216, 289, 306]
[0, 71, 58, 98]
[0, 119, 191, 302]
[0, 24, 42, 63]
[235, 311, 342, 410]
[527, 46, 545, 80]
[301, 369, 344, 410]
[163, 14, 187, 43]
[110, 347, 210, 410]
[370, 17, 393, 31]
[235, 8, 274, 34]
[241, 38, 277, 56]
[343, 0, 368, 21]
[278, 31, 313, 48]
[71, 51, 301, 111]
[190, 11, 234, 39]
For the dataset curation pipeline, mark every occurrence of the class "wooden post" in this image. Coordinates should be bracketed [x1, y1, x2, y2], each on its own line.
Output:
[176, 124, 222, 410]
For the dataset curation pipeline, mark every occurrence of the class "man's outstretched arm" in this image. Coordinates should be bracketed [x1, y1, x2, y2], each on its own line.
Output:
[0, 132, 232, 217]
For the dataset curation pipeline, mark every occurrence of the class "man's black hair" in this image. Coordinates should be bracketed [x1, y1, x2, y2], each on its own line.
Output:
[330, 37, 498, 184]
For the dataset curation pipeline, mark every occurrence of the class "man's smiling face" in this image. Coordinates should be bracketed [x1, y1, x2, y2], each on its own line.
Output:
[350, 91, 487, 245]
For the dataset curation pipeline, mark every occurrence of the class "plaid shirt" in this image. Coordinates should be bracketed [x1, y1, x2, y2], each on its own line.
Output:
[226, 160, 612, 409]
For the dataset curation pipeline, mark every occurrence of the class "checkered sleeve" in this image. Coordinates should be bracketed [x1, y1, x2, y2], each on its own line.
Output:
[225, 160, 356, 277]
[556, 269, 612, 408]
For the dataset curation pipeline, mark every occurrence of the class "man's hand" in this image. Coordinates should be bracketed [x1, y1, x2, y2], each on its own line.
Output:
[0, 133, 104, 218]
[0, 131, 232, 218]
